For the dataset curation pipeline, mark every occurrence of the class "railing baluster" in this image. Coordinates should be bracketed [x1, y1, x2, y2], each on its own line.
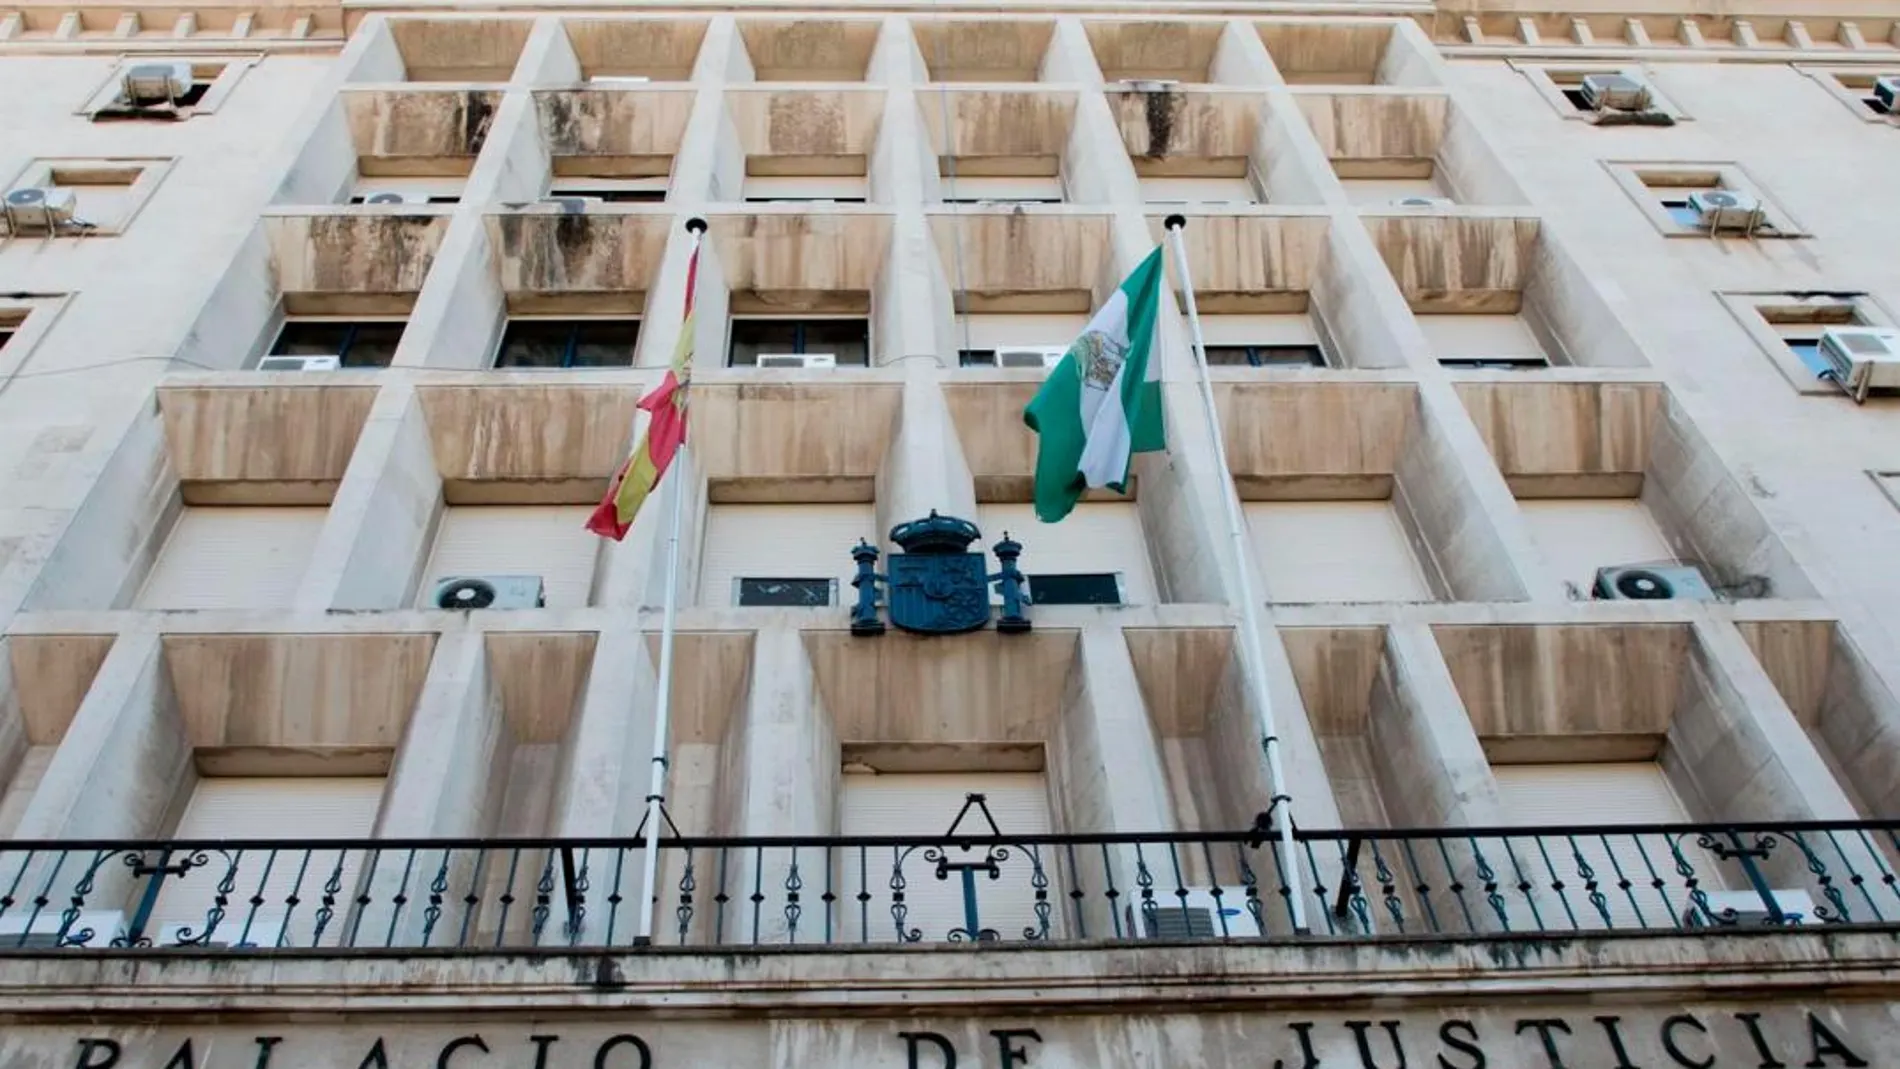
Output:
[1398, 839, 1438, 934]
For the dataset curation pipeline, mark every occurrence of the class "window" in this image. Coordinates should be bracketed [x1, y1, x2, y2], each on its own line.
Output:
[350, 193, 461, 205]
[0, 297, 66, 367]
[349, 175, 466, 206]
[422, 505, 599, 609]
[495, 319, 639, 368]
[1719, 291, 1894, 394]
[952, 313, 1085, 369]
[1517, 499, 1674, 596]
[551, 176, 669, 203]
[267, 320, 407, 369]
[2, 159, 170, 236]
[1803, 68, 1900, 121]
[1246, 501, 1431, 603]
[1520, 65, 1685, 123]
[1340, 176, 1447, 206]
[728, 319, 869, 367]
[1204, 344, 1325, 368]
[1138, 175, 1257, 205]
[742, 175, 867, 203]
[83, 58, 255, 120]
[1607, 164, 1802, 239]
[1417, 314, 1552, 368]
[137, 507, 327, 609]
[736, 577, 837, 606]
[1027, 573, 1123, 605]
[938, 174, 1064, 205]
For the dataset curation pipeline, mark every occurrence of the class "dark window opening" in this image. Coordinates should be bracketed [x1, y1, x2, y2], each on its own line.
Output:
[268, 321, 406, 368]
[1203, 344, 1325, 368]
[942, 197, 1062, 205]
[496, 319, 640, 369]
[1560, 87, 1593, 110]
[1782, 336, 1833, 379]
[742, 196, 867, 204]
[1864, 94, 1892, 115]
[1028, 573, 1122, 606]
[1438, 356, 1549, 370]
[350, 194, 460, 205]
[175, 81, 212, 108]
[960, 349, 998, 367]
[0, 329, 13, 352]
[1658, 198, 1704, 228]
[729, 319, 869, 367]
[737, 577, 835, 607]
[555, 188, 667, 203]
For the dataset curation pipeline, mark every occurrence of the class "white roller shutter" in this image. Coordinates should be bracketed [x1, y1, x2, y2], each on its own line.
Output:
[1417, 314, 1548, 361]
[939, 175, 1063, 201]
[1138, 175, 1257, 204]
[840, 772, 1055, 943]
[698, 504, 875, 607]
[420, 505, 598, 609]
[137, 507, 326, 610]
[1245, 501, 1430, 603]
[1493, 763, 1721, 931]
[978, 502, 1153, 605]
[960, 313, 1088, 351]
[743, 175, 867, 201]
[1518, 499, 1674, 596]
[1198, 313, 1319, 347]
[152, 777, 385, 947]
[1341, 177, 1444, 205]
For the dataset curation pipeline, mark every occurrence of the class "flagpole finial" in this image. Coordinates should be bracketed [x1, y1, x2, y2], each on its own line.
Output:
[685, 217, 708, 234]
[1163, 213, 1188, 231]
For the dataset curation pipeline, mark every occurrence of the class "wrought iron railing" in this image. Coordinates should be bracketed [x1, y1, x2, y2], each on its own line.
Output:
[1, 819, 1896, 951]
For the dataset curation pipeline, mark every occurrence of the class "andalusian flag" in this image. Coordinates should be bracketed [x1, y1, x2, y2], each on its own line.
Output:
[586, 245, 699, 540]
[1022, 246, 1166, 523]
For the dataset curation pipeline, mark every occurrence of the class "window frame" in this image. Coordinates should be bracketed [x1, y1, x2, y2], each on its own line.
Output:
[0, 295, 72, 379]
[1515, 62, 1689, 122]
[265, 318, 410, 369]
[1717, 291, 1896, 395]
[1203, 343, 1327, 369]
[733, 576, 839, 607]
[79, 56, 259, 119]
[2, 157, 173, 236]
[1026, 572, 1126, 606]
[1798, 67, 1900, 123]
[1603, 161, 1806, 239]
[726, 316, 872, 368]
[492, 317, 642, 370]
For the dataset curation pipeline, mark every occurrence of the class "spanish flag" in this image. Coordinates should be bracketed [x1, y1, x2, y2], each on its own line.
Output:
[585, 243, 698, 540]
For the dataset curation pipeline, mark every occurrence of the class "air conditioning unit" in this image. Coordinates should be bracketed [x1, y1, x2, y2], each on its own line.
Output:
[544, 196, 596, 213]
[1818, 327, 1900, 402]
[3, 187, 78, 234]
[1876, 76, 1900, 113]
[1688, 190, 1765, 232]
[588, 75, 651, 86]
[1591, 564, 1717, 602]
[996, 346, 1068, 369]
[432, 575, 546, 610]
[121, 61, 194, 106]
[0, 909, 127, 948]
[1125, 889, 1263, 939]
[1580, 72, 1653, 112]
[1122, 79, 1180, 93]
[756, 353, 837, 369]
[256, 355, 342, 371]
[155, 917, 285, 948]
[1392, 196, 1454, 208]
[358, 190, 428, 206]
[1682, 889, 1815, 928]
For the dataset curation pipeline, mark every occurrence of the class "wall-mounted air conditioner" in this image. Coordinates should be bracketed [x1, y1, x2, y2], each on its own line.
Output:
[3, 187, 79, 234]
[1121, 79, 1180, 93]
[1876, 77, 1900, 113]
[358, 190, 429, 206]
[155, 917, 285, 948]
[1126, 889, 1262, 939]
[256, 355, 342, 371]
[1591, 564, 1717, 602]
[1580, 72, 1652, 112]
[1687, 190, 1764, 233]
[1392, 196, 1454, 208]
[1818, 326, 1900, 402]
[121, 62, 194, 107]
[1682, 889, 1814, 927]
[432, 575, 547, 610]
[0, 909, 127, 948]
[996, 346, 1068, 369]
[757, 353, 838, 369]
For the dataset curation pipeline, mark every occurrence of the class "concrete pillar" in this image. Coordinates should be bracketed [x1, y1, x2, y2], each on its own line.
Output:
[296, 382, 442, 612]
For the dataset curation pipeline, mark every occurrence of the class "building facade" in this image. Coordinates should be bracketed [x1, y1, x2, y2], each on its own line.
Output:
[2, 0, 1900, 1065]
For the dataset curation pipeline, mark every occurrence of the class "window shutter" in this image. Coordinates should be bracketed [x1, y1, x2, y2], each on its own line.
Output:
[840, 772, 1054, 943]
[698, 504, 876, 607]
[137, 507, 326, 610]
[420, 505, 598, 609]
[1518, 500, 1674, 595]
[152, 777, 385, 947]
[1245, 501, 1430, 603]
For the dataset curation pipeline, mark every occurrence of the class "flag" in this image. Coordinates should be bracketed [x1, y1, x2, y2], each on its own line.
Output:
[586, 244, 699, 540]
[1022, 245, 1166, 523]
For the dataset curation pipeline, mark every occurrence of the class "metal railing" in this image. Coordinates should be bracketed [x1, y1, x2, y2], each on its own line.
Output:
[1, 819, 1895, 951]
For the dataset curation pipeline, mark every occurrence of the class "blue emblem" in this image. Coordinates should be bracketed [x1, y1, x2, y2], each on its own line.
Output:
[849, 512, 1031, 637]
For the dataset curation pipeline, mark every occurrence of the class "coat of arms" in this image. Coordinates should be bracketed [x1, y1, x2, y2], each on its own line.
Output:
[849, 512, 1030, 636]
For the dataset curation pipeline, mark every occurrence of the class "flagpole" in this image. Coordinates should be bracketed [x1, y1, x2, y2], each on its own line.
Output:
[1162, 215, 1309, 934]
[636, 217, 706, 946]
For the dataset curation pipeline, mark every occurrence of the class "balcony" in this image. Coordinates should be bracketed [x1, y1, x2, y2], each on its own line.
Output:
[3, 815, 1891, 951]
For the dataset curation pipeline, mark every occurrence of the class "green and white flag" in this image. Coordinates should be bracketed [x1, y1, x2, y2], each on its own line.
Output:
[1022, 245, 1167, 523]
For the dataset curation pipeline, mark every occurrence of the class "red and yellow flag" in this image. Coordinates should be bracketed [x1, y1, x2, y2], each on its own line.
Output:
[585, 244, 699, 541]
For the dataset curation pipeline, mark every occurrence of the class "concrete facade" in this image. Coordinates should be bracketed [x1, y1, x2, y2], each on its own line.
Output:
[4, 0, 1900, 1063]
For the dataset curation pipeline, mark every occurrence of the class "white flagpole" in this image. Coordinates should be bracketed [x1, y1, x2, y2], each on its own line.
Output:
[1162, 215, 1309, 933]
[636, 218, 705, 945]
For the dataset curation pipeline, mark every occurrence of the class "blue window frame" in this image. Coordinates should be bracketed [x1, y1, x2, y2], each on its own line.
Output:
[1203, 344, 1326, 368]
[495, 320, 640, 369]
[268, 321, 406, 368]
[728, 319, 870, 367]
